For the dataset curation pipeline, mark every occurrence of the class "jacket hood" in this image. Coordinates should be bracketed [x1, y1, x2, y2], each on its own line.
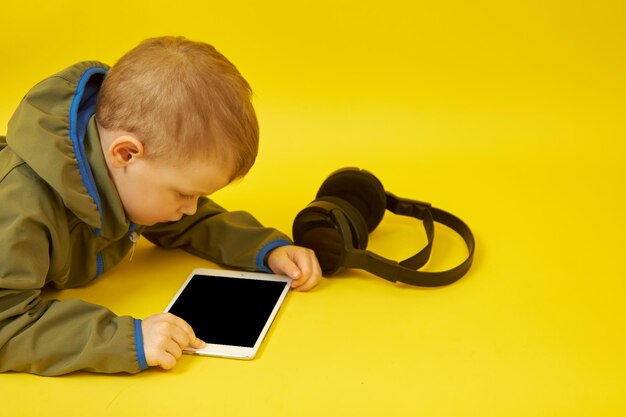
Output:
[6, 62, 110, 231]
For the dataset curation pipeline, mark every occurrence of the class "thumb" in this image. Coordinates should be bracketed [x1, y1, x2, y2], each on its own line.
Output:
[269, 250, 302, 280]
[189, 337, 207, 350]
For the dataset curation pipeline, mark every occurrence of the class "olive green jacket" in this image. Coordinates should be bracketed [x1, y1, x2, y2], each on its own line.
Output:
[0, 62, 291, 376]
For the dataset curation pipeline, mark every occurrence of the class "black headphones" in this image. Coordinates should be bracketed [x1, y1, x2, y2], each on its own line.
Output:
[292, 167, 475, 287]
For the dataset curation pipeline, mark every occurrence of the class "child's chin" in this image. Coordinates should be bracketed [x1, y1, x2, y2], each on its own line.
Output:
[130, 218, 154, 226]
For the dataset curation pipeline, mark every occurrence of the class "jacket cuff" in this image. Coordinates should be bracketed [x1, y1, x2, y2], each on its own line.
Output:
[256, 239, 292, 272]
[134, 319, 149, 371]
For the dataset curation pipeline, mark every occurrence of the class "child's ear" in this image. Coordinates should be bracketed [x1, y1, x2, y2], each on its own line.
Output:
[107, 135, 145, 168]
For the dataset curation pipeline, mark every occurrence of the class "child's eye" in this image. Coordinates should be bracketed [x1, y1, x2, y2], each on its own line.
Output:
[178, 192, 195, 200]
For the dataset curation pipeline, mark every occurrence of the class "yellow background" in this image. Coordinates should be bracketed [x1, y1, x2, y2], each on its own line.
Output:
[1, 1, 625, 416]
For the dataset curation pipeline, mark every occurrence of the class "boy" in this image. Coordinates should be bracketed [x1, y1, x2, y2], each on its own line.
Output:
[0, 36, 321, 376]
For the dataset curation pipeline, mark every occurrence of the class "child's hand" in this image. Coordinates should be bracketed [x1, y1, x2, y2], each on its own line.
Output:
[141, 313, 206, 370]
[266, 245, 322, 291]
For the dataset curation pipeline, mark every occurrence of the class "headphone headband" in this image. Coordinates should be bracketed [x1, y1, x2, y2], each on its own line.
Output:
[338, 194, 474, 287]
[293, 168, 475, 287]
[385, 192, 435, 270]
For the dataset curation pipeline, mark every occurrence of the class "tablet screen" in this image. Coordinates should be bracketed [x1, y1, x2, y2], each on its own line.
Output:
[167, 273, 290, 348]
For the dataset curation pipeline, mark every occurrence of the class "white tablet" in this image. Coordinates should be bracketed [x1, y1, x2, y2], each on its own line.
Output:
[164, 268, 292, 360]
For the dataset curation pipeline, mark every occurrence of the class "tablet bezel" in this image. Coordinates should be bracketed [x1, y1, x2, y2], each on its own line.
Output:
[163, 268, 292, 360]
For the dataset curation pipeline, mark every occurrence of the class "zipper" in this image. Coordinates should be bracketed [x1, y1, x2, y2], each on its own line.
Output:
[128, 231, 140, 262]
[127, 222, 140, 262]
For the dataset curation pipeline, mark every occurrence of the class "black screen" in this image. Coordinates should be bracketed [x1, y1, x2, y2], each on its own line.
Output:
[168, 274, 289, 347]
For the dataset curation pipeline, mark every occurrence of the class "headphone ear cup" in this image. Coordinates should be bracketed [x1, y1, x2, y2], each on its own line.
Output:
[316, 196, 369, 250]
[293, 197, 367, 276]
[292, 206, 344, 275]
[316, 168, 387, 233]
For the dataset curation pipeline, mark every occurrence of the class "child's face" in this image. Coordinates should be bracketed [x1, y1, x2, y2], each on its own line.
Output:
[113, 157, 231, 226]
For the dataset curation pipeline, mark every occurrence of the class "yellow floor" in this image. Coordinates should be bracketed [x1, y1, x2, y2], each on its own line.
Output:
[1, 1, 624, 416]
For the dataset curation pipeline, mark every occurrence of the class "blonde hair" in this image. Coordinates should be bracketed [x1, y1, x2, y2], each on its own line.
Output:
[96, 36, 259, 180]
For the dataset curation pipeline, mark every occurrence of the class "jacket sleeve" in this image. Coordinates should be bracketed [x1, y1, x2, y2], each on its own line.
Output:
[0, 169, 145, 376]
[0, 290, 145, 376]
[141, 197, 292, 272]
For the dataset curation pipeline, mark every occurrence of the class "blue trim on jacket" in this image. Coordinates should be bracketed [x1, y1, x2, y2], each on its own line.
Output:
[256, 239, 292, 272]
[134, 319, 149, 371]
[68, 66, 108, 236]
[96, 253, 104, 277]
[68, 66, 108, 277]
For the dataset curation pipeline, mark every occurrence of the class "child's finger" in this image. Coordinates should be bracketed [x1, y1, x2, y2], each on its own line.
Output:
[166, 313, 198, 342]
[189, 337, 207, 349]
[271, 251, 301, 280]
[292, 251, 322, 291]
[156, 351, 177, 370]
